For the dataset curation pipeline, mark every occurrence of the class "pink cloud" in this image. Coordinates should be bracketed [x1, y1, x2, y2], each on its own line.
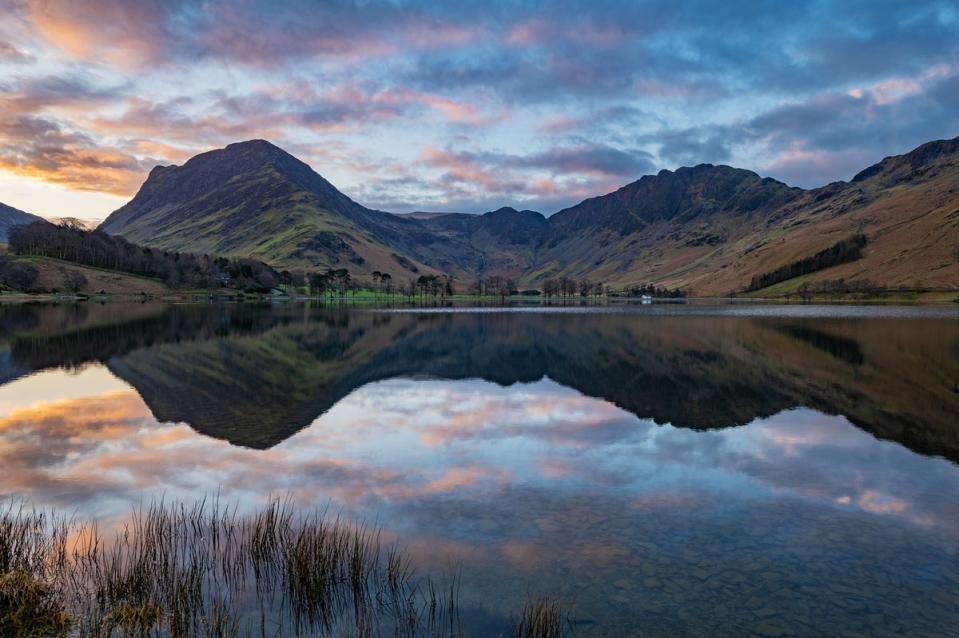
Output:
[21, 0, 171, 68]
[504, 19, 552, 46]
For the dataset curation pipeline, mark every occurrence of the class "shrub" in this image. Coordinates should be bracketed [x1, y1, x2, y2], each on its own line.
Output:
[0, 570, 71, 637]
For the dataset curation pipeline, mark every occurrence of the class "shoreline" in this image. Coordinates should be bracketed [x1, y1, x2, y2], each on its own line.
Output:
[1, 291, 957, 305]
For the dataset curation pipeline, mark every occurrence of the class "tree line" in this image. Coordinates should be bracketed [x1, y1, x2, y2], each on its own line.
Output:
[1, 221, 432, 299]
[785, 278, 887, 300]
[746, 234, 868, 292]
[541, 277, 685, 299]
[2, 221, 690, 300]
[621, 283, 686, 298]
[7, 221, 280, 292]
[469, 276, 515, 299]
[542, 277, 604, 298]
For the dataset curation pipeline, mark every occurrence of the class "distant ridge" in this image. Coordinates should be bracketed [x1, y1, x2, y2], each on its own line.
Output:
[0, 201, 44, 242]
[99, 135, 959, 294]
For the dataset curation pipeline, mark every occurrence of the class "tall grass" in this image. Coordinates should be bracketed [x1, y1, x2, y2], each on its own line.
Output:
[513, 597, 568, 638]
[0, 498, 480, 637]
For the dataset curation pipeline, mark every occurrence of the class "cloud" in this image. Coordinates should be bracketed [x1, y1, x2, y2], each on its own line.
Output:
[647, 127, 734, 167]
[18, 0, 182, 68]
[633, 63, 959, 186]
[513, 143, 655, 177]
[0, 116, 151, 195]
[540, 105, 658, 136]
[0, 40, 30, 61]
[745, 65, 959, 184]
[0, 74, 156, 195]
[2, 0, 959, 213]
[386, 140, 654, 214]
[10, 0, 486, 70]
[405, 142, 655, 212]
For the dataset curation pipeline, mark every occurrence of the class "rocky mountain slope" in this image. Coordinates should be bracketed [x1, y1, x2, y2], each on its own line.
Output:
[0, 201, 43, 242]
[99, 137, 959, 294]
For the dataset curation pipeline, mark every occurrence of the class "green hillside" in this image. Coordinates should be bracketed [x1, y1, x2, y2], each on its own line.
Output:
[100, 137, 959, 296]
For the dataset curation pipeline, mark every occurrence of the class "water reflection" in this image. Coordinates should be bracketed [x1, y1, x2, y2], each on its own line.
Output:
[1, 302, 958, 636]
[2, 302, 958, 458]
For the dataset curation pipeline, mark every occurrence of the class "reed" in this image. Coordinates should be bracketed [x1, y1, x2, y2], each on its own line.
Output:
[0, 498, 448, 636]
[1, 498, 568, 637]
[514, 597, 567, 638]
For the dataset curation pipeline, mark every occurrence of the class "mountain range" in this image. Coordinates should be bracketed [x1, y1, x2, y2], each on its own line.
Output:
[58, 135, 959, 294]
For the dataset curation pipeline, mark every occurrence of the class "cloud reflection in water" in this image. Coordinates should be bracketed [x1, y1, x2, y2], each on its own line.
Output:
[2, 370, 956, 548]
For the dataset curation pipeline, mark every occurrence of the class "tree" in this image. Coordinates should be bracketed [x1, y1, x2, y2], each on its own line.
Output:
[62, 269, 88, 293]
[290, 269, 306, 292]
[486, 276, 513, 301]
[578, 279, 591, 297]
[0, 260, 39, 292]
[746, 234, 868, 292]
[380, 272, 393, 297]
[309, 272, 329, 297]
[559, 277, 576, 298]
[57, 217, 87, 231]
[542, 278, 559, 298]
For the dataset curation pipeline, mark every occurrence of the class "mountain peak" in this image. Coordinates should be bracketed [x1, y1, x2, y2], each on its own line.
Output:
[852, 135, 959, 184]
[552, 162, 800, 235]
[485, 206, 544, 219]
[227, 138, 278, 149]
[221, 138, 288, 158]
[101, 139, 371, 244]
[181, 138, 299, 173]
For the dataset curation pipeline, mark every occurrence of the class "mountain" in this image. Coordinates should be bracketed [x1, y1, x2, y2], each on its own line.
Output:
[534, 165, 803, 290]
[100, 140, 545, 280]
[101, 140, 415, 273]
[100, 136, 959, 295]
[0, 202, 44, 242]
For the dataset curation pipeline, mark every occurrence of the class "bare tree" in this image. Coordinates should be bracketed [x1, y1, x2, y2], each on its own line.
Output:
[559, 277, 577, 298]
[578, 279, 591, 297]
[290, 269, 306, 292]
[542, 278, 558, 298]
[381, 272, 393, 297]
[0, 258, 39, 291]
[62, 268, 88, 293]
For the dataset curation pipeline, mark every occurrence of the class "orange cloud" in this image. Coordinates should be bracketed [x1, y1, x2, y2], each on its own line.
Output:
[22, 0, 167, 68]
[0, 146, 147, 196]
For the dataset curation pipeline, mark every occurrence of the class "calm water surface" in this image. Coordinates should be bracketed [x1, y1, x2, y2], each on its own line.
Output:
[1, 302, 958, 636]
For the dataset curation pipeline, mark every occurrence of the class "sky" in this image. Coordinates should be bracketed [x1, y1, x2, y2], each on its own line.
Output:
[0, 0, 957, 220]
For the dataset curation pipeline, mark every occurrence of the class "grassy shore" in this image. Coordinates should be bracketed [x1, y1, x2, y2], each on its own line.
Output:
[1, 499, 566, 637]
[4, 283, 956, 305]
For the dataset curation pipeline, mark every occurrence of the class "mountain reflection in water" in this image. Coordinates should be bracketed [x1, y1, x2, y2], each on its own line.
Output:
[1, 302, 957, 637]
[2, 302, 957, 457]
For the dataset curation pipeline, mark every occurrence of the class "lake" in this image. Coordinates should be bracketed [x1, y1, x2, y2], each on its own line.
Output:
[1, 301, 958, 636]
